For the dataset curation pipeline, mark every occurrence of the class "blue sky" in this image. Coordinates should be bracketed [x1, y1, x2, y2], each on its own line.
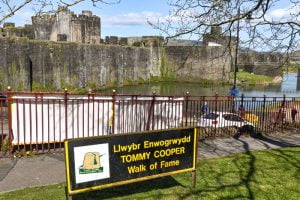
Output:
[7, 0, 170, 37]
[4, 0, 298, 39]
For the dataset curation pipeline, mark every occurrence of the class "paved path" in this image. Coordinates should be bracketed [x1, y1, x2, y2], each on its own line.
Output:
[0, 134, 299, 193]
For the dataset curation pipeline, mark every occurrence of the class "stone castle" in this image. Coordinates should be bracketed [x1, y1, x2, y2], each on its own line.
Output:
[0, 9, 283, 91]
[1, 8, 100, 44]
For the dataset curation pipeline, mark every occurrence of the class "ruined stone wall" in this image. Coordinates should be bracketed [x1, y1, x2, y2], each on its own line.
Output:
[31, 9, 100, 44]
[0, 37, 159, 90]
[0, 23, 34, 39]
[238, 51, 283, 76]
[0, 37, 231, 91]
[32, 15, 56, 40]
[163, 46, 231, 81]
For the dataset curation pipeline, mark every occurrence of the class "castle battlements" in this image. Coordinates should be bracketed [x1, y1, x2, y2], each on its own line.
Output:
[30, 8, 101, 43]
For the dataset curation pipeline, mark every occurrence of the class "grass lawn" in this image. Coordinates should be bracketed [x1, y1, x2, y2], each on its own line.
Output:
[231, 69, 274, 85]
[1, 147, 299, 200]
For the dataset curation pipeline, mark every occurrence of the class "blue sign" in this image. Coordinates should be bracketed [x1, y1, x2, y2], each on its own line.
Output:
[229, 89, 239, 95]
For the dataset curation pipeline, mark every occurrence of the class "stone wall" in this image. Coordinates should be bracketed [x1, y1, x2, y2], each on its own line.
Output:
[32, 9, 100, 44]
[0, 37, 231, 91]
[0, 23, 34, 39]
[238, 51, 283, 76]
[163, 46, 231, 81]
[0, 37, 160, 90]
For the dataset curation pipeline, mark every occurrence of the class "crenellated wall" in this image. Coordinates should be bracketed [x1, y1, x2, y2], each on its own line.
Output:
[31, 9, 100, 44]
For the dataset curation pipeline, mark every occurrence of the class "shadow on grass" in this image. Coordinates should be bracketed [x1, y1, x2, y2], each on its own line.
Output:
[72, 176, 183, 200]
[72, 132, 299, 200]
[180, 131, 299, 199]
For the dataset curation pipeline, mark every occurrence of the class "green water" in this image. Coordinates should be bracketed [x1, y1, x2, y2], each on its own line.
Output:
[100, 82, 231, 96]
[99, 73, 300, 97]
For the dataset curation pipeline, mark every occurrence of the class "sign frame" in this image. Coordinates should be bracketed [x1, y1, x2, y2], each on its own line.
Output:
[64, 127, 197, 196]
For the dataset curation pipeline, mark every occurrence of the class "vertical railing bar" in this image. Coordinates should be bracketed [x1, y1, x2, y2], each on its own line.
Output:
[22, 99, 26, 151]
[16, 99, 20, 152]
[7, 88, 13, 155]
[82, 99, 85, 137]
[47, 99, 50, 152]
[29, 99, 32, 152]
[35, 95, 38, 153]
[58, 98, 61, 152]
[152, 95, 155, 130]
[117, 99, 121, 133]
[41, 95, 44, 153]
[0, 100, 3, 152]
[102, 100, 104, 135]
[185, 92, 189, 127]
[112, 90, 116, 134]
[77, 99, 79, 138]
[92, 93, 95, 136]
[64, 89, 68, 141]
[97, 99, 100, 136]
[106, 99, 108, 135]
[87, 93, 90, 137]
[53, 99, 56, 152]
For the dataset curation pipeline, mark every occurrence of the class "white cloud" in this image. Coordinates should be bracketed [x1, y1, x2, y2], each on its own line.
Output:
[269, 4, 300, 21]
[102, 11, 164, 26]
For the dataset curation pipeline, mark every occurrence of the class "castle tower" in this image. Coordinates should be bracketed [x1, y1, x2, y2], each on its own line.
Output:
[31, 8, 101, 44]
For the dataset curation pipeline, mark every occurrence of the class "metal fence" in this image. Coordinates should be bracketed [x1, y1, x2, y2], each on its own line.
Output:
[0, 90, 299, 156]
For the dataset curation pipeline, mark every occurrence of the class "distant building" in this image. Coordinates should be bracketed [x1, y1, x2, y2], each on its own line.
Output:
[31, 8, 101, 44]
[165, 39, 202, 46]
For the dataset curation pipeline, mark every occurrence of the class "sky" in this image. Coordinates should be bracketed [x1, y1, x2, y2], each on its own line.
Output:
[6, 0, 170, 37]
[3, 0, 298, 39]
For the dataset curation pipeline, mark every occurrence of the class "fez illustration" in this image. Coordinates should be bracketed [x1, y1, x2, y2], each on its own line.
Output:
[79, 152, 104, 174]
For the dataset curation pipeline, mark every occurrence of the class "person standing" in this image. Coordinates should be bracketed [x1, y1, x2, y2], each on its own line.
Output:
[200, 101, 209, 114]
[291, 107, 298, 123]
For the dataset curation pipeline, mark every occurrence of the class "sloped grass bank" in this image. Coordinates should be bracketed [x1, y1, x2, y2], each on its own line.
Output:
[1, 147, 299, 200]
[231, 69, 274, 85]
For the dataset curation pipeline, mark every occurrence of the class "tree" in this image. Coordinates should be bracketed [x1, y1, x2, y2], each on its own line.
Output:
[150, 0, 300, 58]
[0, 0, 120, 25]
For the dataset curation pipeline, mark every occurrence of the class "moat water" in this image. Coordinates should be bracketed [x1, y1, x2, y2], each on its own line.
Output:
[100, 73, 300, 97]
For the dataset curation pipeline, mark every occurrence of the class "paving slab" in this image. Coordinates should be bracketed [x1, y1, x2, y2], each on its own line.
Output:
[0, 153, 65, 193]
[198, 134, 300, 159]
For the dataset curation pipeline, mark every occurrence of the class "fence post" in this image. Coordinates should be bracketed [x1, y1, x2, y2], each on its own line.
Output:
[214, 93, 218, 111]
[262, 95, 266, 132]
[152, 91, 156, 130]
[111, 89, 116, 134]
[283, 94, 286, 127]
[241, 93, 244, 106]
[146, 91, 156, 131]
[64, 88, 68, 140]
[185, 91, 189, 127]
[7, 86, 13, 155]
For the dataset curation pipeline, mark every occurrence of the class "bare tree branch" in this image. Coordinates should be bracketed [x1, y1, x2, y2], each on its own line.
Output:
[150, 0, 300, 56]
[0, 0, 121, 24]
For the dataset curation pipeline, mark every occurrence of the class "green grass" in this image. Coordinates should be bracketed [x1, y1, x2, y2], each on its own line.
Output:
[231, 70, 274, 85]
[282, 63, 300, 73]
[1, 147, 299, 200]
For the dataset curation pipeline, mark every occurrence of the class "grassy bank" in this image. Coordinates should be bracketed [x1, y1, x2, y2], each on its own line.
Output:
[1, 147, 299, 200]
[231, 69, 274, 86]
[282, 63, 300, 73]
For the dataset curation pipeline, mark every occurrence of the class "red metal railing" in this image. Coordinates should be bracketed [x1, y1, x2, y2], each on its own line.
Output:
[0, 90, 299, 157]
